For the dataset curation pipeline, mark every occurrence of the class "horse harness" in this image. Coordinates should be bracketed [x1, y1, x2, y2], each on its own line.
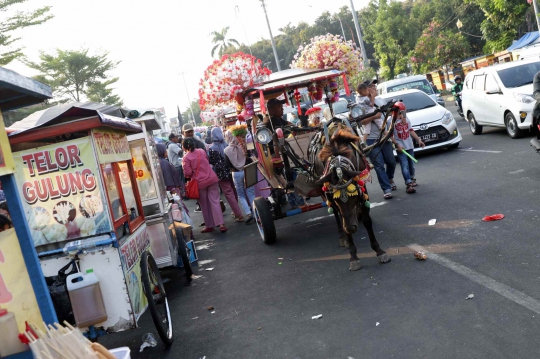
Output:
[321, 154, 371, 208]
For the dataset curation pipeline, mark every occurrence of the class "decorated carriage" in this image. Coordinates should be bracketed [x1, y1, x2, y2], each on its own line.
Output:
[199, 37, 401, 258]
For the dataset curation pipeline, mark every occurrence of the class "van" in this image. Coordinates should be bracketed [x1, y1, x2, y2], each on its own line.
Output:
[462, 59, 540, 138]
[377, 75, 445, 107]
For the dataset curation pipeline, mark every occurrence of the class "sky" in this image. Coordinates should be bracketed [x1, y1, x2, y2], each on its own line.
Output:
[5, 0, 369, 118]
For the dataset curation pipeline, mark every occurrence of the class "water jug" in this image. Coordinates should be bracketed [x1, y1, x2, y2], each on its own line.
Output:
[66, 269, 107, 328]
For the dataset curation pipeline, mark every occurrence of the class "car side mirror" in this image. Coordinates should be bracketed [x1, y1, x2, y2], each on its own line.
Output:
[486, 87, 502, 95]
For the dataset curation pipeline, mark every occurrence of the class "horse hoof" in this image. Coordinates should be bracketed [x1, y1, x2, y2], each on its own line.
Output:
[339, 238, 346, 247]
[349, 260, 362, 271]
[378, 253, 391, 263]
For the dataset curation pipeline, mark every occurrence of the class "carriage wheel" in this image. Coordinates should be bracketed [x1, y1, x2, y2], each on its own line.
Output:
[141, 251, 174, 346]
[253, 197, 276, 245]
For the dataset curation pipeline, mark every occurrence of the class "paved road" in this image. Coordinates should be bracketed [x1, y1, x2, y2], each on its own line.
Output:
[101, 103, 540, 358]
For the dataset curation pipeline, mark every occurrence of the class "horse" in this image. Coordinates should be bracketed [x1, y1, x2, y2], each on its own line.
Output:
[312, 127, 391, 271]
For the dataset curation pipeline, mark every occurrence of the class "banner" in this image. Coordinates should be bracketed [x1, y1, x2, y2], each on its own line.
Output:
[0, 112, 15, 176]
[119, 224, 151, 321]
[13, 138, 111, 247]
[0, 228, 43, 332]
[92, 128, 131, 164]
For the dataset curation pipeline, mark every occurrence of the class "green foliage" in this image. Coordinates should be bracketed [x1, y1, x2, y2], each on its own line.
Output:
[0, 0, 53, 65]
[360, 0, 419, 79]
[411, 21, 470, 74]
[349, 67, 377, 89]
[182, 100, 202, 125]
[467, 0, 532, 53]
[210, 27, 240, 58]
[25, 49, 123, 105]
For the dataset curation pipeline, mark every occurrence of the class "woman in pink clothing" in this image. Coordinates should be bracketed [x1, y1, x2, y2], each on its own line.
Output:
[208, 127, 244, 222]
[182, 138, 227, 233]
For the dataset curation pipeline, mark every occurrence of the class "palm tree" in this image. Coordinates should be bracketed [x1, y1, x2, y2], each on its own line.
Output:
[210, 27, 240, 58]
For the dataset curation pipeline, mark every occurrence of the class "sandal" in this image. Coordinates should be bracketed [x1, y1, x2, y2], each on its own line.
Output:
[411, 178, 418, 187]
[406, 184, 416, 194]
[220, 225, 228, 233]
[201, 227, 215, 233]
[245, 214, 253, 224]
[384, 192, 393, 200]
[235, 216, 245, 222]
[390, 181, 397, 191]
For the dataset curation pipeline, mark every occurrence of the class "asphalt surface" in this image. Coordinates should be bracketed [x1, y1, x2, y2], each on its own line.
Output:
[100, 103, 540, 358]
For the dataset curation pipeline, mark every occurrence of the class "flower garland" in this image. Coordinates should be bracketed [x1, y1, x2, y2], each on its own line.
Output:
[198, 52, 272, 111]
[305, 107, 322, 116]
[291, 34, 363, 76]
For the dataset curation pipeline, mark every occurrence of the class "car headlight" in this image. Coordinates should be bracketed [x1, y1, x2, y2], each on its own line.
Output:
[513, 93, 535, 104]
[442, 111, 454, 125]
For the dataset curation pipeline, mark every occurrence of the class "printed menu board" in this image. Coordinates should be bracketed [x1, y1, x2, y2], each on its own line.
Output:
[12, 138, 112, 247]
[92, 128, 131, 164]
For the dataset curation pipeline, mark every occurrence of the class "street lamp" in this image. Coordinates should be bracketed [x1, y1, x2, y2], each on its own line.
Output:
[260, 0, 281, 71]
[349, 0, 368, 67]
[333, 15, 347, 41]
[234, 5, 253, 56]
[180, 72, 196, 125]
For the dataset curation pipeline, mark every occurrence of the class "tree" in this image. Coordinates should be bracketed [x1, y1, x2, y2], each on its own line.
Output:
[467, 0, 532, 52]
[411, 21, 470, 78]
[360, 0, 419, 79]
[25, 49, 123, 105]
[87, 79, 123, 106]
[210, 27, 240, 58]
[0, 0, 53, 65]
[182, 100, 202, 125]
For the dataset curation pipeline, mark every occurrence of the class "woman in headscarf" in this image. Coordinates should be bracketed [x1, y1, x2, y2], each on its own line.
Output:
[224, 130, 256, 222]
[208, 127, 243, 221]
[157, 143, 184, 196]
[183, 138, 227, 233]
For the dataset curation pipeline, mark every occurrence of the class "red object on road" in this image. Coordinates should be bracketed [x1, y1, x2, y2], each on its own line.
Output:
[482, 214, 505, 221]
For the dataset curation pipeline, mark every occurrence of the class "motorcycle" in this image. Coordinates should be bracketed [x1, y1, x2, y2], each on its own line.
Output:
[455, 92, 464, 118]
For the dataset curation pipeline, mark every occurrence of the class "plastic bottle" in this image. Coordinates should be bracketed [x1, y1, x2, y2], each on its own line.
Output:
[66, 269, 107, 328]
[0, 308, 27, 356]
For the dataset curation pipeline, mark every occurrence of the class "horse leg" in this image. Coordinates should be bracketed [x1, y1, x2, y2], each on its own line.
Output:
[333, 207, 348, 248]
[360, 206, 391, 264]
[347, 233, 362, 271]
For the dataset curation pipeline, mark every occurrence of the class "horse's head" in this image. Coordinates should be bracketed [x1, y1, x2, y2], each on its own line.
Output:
[316, 130, 366, 234]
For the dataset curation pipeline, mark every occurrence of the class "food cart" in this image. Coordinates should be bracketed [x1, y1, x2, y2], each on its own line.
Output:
[7, 103, 177, 346]
[126, 109, 194, 272]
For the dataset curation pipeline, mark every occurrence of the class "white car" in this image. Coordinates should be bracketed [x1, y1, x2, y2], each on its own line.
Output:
[379, 89, 462, 153]
[462, 59, 540, 138]
[377, 74, 446, 107]
[314, 98, 349, 121]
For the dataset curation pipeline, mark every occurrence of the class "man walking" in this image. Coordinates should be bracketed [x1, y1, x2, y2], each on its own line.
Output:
[183, 123, 206, 150]
[168, 133, 185, 186]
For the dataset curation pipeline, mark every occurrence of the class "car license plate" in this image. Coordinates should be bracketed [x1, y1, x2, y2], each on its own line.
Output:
[421, 133, 438, 142]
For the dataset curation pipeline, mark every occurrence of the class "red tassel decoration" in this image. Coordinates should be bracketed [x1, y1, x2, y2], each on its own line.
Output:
[342, 74, 351, 96]
[294, 89, 302, 116]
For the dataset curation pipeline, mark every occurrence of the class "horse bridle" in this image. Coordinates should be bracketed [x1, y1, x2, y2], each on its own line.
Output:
[322, 155, 359, 203]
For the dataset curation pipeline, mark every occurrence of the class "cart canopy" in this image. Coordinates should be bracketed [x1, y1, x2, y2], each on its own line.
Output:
[7, 102, 141, 140]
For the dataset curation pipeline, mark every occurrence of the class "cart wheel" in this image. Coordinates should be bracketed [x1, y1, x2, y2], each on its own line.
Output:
[175, 229, 193, 283]
[141, 251, 173, 346]
[252, 197, 276, 245]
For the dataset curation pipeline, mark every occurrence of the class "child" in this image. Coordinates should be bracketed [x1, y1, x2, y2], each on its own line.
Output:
[392, 106, 425, 194]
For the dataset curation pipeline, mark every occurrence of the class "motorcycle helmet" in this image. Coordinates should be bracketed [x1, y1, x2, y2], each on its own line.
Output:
[454, 75, 462, 81]
[394, 102, 406, 111]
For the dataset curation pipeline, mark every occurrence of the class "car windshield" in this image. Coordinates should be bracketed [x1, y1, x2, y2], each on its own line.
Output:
[497, 62, 540, 88]
[382, 92, 436, 113]
[387, 79, 434, 95]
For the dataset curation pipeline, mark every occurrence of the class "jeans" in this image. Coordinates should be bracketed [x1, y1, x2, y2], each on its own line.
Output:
[366, 139, 396, 193]
[287, 193, 305, 208]
[233, 171, 256, 215]
[397, 149, 416, 184]
[456, 97, 462, 111]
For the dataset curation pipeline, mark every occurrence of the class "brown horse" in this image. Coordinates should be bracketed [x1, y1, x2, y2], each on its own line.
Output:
[315, 129, 391, 271]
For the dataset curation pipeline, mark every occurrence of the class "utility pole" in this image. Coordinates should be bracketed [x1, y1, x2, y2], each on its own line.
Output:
[181, 72, 196, 125]
[260, 0, 281, 71]
[349, 0, 368, 67]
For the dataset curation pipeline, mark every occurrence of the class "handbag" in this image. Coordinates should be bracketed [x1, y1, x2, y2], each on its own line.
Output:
[186, 153, 200, 199]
